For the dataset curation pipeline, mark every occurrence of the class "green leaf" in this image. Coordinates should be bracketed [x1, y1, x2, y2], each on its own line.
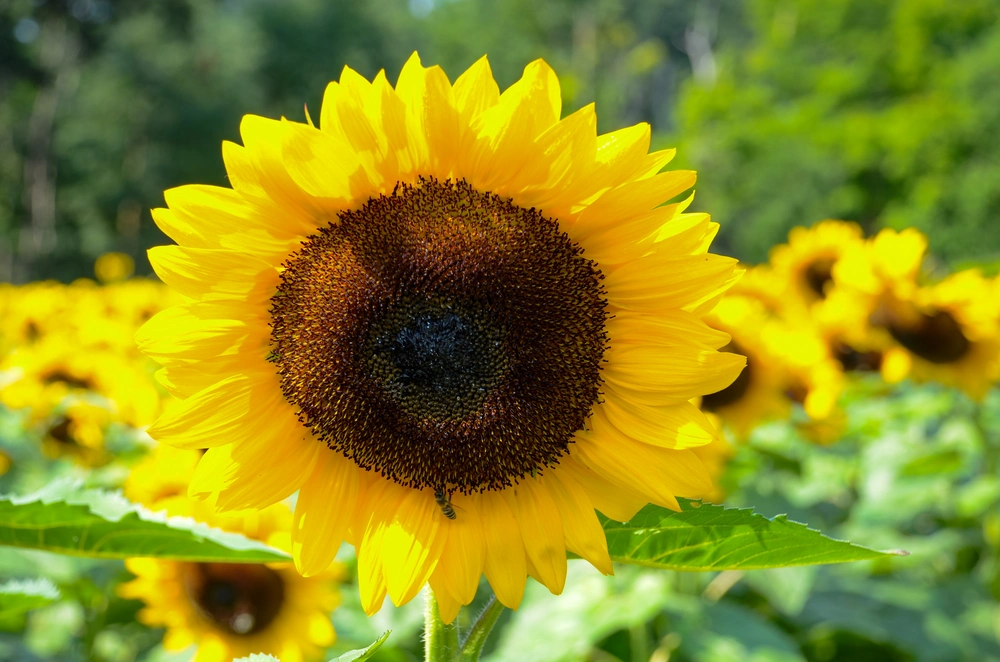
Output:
[330, 630, 391, 661]
[0, 479, 290, 563]
[0, 578, 60, 630]
[233, 656, 280, 662]
[603, 501, 903, 570]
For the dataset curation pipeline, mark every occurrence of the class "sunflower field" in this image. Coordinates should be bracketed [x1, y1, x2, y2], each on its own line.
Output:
[2, 2, 1000, 662]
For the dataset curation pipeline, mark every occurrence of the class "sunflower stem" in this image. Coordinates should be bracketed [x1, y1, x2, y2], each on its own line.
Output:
[457, 593, 504, 661]
[425, 588, 460, 662]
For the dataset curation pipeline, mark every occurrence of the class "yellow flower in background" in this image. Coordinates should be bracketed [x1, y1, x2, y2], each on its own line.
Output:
[834, 227, 926, 302]
[726, 264, 786, 316]
[120, 498, 341, 662]
[94, 252, 136, 284]
[771, 324, 845, 425]
[690, 413, 733, 504]
[125, 442, 202, 506]
[875, 270, 1000, 400]
[40, 401, 112, 465]
[770, 220, 865, 310]
[0, 339, 161, 429]
[137, 53, 744, 619]
[701, 295, 790, 437]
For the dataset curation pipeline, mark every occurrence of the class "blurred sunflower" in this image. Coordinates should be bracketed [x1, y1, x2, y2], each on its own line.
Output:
[40, 401, 111, 465]
[137, 53, 744, 619]
[770, 220, 865, 310]
[120, 498, 340, 662]
[125, 442, 202, 506]
[701, 295, 789, 437]
[874, 270, 1000, 400]
[726, 264, 786, 315]
[0, 339, 160, 429]
[689, 412, 733, 504]
[830, 227, 1000, 396]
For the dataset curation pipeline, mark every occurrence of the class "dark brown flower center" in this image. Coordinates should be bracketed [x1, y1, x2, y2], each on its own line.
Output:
[886, 308, 970, 364]
[803, 257, 836, 299]
[182, 563, 285, 636]
[41, 369, 95, 390]
[269, 178, 608, 494]
[833, 342, 882, 372]
[701, 342, 751, 410]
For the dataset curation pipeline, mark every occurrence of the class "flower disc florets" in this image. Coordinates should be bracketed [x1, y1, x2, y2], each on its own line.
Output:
[269, 178, 608, 493]
[182, 563, 285, 636]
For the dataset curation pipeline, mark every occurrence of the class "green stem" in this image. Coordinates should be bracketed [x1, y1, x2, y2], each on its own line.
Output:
[424, 589, 460, 662]
[458, 594, 505, 661]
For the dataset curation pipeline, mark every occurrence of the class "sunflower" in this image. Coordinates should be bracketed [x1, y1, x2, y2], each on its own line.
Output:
[120, 498, 340, 662]
[690, 413, 733, 504]
[700, 295, 789, 437]
[769, 219, 865, 312]
[124, 442, 202, 506]
[873, 269, 1000, 399]
[831, 228, 1000, 397]
[137, 53, 744, 620]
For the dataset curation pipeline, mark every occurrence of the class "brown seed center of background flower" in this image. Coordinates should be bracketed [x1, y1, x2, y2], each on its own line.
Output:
[887, 308, 970, 364]
[701, 342, 751, 410]
[182, 563, 285, 636]
[269, 179, 608, 494]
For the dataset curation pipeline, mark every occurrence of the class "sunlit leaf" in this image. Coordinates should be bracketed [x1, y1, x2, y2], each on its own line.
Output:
[330, 630, 391, 661]
[0, 578, 60, 631]
[0, 479, 290, 563]
[603, 501, 903, 570]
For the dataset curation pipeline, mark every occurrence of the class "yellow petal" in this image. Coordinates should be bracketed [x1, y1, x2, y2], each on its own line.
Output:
[147, 371, 284, 450]
[603, 345, 746, 403]
[573, 433, 712, 509]
[555, 456, 648, 522]
[293, 450, 360, 577]
[544, 469, 613, 575]
[480, 491, 527, 609]
[192, 409, 320, 512]
[574, 170, 696, 231]
[147, 246, 277, 303]
[604, 253, 739, 313]
[154, 185, 302, 258]
[395, 53, 459, 178]
[453, 56, 500, 127]
[465, 59, 561, 192]
[381, 489, 445, 607]
[433, 492, 486, 605]
[135, 301, 268, 367]
[608, 310, 731, 351]
[598, 399, 716, 450]
[506, 479, 567, 594]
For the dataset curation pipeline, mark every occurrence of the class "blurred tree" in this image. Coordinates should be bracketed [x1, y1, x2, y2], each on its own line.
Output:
[0, 0, 415, 283]
[418, 0, 748, 134]
[672, 0, 1000, 264]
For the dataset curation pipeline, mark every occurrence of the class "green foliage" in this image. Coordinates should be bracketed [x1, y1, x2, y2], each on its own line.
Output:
[604, 500, 897, 570]
[0, 578, 60, 631]
[0, 479, 290, 562]
[330, 630, 391, 661]
[673, 0, 1000, 264]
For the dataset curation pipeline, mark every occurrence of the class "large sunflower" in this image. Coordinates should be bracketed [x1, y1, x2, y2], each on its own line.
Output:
[137, 53, 744, 620]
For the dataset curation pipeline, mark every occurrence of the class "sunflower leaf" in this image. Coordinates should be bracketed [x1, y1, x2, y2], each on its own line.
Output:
[0, 479, 290, 563]
[0, 578, 61, 631]
[602, 501, 904, 570]
[330, 630, 392, 661]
